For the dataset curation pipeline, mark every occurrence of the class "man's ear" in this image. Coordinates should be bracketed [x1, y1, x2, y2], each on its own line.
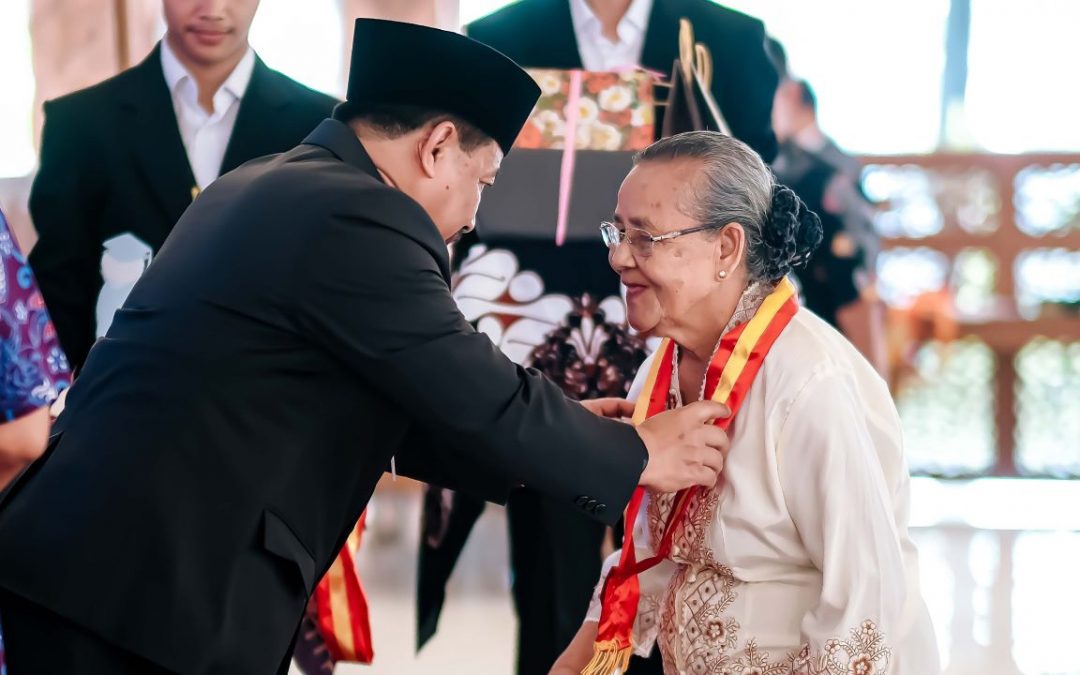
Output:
[418, 121, 458, 179]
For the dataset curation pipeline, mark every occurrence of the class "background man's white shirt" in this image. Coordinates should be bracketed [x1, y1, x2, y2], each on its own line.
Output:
[160, 38, 255, 190]
[568, 0, 654, 71]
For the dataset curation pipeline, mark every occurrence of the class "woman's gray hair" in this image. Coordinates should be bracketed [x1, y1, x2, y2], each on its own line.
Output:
[634, 131, 777, 282]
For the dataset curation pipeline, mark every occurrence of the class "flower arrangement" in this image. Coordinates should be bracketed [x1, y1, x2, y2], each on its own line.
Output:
[515, 69, 656, 151]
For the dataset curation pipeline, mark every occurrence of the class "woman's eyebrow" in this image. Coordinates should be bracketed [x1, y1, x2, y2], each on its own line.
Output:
[612, 214, 655, 231]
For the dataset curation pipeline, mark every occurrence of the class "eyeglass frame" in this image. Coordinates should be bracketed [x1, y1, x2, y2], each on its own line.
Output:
[599, 220, 726, 257]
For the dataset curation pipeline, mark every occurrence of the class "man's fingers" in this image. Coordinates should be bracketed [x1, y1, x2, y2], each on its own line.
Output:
[697, 426, 731, 454]
[692, 465, 719, 488]
[682, 399, 731, 424]
[602, 398, 636, 418]
[582, 397, 636, 419]
[696, 446, 725, 475]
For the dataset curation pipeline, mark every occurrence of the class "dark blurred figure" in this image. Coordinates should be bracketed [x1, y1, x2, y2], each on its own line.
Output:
[770, 67, 886, 373]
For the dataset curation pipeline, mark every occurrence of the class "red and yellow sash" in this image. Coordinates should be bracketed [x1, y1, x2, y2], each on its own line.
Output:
[583, 278, 799, 675]
[314, 512, 375, 664]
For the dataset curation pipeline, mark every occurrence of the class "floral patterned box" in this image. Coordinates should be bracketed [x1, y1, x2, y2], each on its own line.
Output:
[515, 69, 656, 151]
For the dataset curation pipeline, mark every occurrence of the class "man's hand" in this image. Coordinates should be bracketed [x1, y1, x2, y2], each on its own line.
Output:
[635, 400, 731, 492]
[49, 386, 69, 422]
[580, 397, 635, 420]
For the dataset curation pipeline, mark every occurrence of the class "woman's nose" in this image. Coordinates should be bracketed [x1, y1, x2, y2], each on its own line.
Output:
[608, 239, 635, 272]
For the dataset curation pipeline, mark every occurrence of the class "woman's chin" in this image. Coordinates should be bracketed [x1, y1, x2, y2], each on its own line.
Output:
[626, 310, 659, 337]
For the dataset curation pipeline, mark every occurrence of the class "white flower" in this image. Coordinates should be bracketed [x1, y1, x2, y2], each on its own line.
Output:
[576, 97, 599, 123]
[598, 85, 633, 112]
[536, 71, 563, 96]
[591, 123, 624, 151]
[534, 110, 565, 139]
[631, 107, 647, 127]
[574, 121, 594, 149]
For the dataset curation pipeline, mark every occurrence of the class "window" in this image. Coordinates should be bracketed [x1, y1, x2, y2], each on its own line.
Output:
[460, 0, 520, 25]
[722, 0, 949, 155]
[249, 0, 344, 97]
[0, 0, 36, 177]
[966, 0, 1080, 153]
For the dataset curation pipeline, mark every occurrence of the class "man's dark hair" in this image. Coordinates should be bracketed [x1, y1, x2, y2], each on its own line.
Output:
[764, 36, 788, 78]
[795, 80, 817, 113]
[333, 103, 493, 152]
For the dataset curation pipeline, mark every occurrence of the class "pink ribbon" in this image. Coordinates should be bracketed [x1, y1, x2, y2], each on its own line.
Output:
[554, 69, 583, 247]
[552, 67, 664, 247]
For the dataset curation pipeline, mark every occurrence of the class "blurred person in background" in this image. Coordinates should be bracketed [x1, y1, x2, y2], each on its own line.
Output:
[767, 37, 886, 373]
[28, 0, 337, 372]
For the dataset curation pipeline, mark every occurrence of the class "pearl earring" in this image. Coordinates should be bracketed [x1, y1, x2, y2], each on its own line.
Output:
[718, 270, 728, 279]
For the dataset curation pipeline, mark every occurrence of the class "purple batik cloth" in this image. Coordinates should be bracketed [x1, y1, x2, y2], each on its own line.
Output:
[0, 209, 70, 421]
[0, 208, 71, 675]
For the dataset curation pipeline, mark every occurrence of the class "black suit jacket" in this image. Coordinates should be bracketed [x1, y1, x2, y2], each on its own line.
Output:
[28, 44, 338, 370]
[467, 0, 779, 162]
[0, 120, 647, 675]
[773, 142, 861, 327]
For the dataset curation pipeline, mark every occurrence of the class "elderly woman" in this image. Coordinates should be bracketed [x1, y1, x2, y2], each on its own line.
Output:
[552, 132, 938, 675]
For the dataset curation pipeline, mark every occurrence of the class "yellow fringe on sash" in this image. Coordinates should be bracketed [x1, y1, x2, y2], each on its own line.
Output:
[580, 639, 633, 675]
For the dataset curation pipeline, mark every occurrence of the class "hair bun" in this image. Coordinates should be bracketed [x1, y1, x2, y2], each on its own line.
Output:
[758, 184, 823, 281]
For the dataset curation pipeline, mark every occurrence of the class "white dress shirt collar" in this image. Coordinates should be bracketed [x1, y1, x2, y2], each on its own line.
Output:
[160, 37, 256, 118]
[160, 38, 256, 190]
[568, 0, 654, 71]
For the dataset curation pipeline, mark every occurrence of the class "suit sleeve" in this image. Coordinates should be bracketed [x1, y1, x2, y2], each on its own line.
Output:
[391, 423, 517, 505]
[713, 17, 780, 162]
[295, 214, 647, 525]
[28, 99, 104, 370]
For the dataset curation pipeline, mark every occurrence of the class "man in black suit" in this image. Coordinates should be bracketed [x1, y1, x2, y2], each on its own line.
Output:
[420, 4, 779, 673]
[0, 19, 730, 675]
[468, 0, 779, 163]
[29, 0, 337, 371]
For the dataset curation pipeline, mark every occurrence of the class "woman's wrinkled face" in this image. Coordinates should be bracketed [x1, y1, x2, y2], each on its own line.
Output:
[609, 159, 723, 337]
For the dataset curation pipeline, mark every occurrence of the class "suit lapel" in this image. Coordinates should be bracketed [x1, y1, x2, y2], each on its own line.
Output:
[118, 45, 197, 233]
[640, 0, 683, 76]
[544, 0, 587, 69]
[220, 58, 291, 174]
[525, 0, 583, 69]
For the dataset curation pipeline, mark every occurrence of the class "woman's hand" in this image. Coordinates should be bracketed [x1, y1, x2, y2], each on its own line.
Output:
[0, 405, 51, 490]
[550, 620, 599, 674]
[580, 397, 635, 421]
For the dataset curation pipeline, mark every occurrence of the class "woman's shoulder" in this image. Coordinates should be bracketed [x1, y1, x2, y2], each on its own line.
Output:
[768, 308, 881, 384]
[760, 308, 892, 418]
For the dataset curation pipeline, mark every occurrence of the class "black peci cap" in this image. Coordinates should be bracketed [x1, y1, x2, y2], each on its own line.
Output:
[338, 19, 540, 155]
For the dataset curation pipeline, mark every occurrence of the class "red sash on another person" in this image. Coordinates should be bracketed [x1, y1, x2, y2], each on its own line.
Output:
[314, 512, 374, 664]
[583, 278, 799, 675]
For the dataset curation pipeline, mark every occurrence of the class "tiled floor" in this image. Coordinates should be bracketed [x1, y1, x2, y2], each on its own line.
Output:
[301, 478, 1080, 675]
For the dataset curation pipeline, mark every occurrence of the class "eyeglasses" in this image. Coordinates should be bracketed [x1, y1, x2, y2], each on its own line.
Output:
[599, 221, 724, 258]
